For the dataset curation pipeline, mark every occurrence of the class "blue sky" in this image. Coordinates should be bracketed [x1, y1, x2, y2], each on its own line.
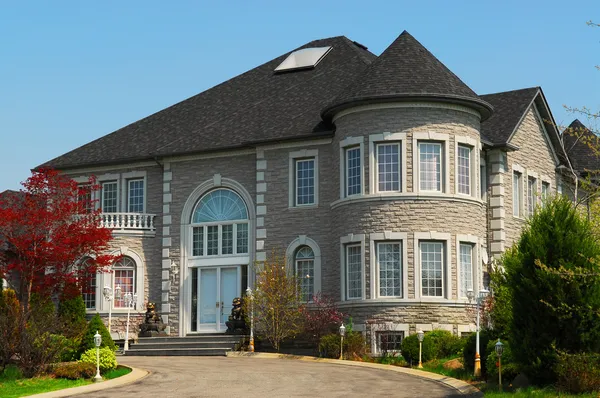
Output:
[1, 1, 598, 191]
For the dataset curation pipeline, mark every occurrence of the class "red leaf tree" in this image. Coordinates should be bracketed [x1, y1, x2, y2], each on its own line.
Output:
[0, 168, 118, 311]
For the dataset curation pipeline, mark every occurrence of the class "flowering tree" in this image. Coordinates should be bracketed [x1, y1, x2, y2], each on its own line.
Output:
[249, 251, 304, 351]
[0, 168, 118, 311]
[300, 293, 344, 344]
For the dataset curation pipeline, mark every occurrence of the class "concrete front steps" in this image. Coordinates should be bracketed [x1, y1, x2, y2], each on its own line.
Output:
[125, 334, 245, 356]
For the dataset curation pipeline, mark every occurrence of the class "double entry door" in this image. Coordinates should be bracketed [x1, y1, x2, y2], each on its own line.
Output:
[193, 266, 240, 332]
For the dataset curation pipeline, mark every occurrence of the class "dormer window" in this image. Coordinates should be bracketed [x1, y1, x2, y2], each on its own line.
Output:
[274, 46, 332, 73]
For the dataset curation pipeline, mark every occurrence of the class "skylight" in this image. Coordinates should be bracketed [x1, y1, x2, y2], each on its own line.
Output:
[274, 46, 332, 73]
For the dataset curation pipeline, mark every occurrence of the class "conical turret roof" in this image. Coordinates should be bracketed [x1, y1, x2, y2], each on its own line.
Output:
[322, 31, 493, 120]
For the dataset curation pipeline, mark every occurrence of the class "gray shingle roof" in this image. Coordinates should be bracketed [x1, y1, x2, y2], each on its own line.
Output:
[42, 36, 375, 169]
[322, 31, 493, 121]
[562, 119, 600, 172]
[480, 87, 539, 145]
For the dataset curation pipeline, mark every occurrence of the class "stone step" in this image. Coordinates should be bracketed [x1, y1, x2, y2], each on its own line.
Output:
[131, 341, 237, 350]
[137, 335, 244, 344]
[125, 347, 232, 356]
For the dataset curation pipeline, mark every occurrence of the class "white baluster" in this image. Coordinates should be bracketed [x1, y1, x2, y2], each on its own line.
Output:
[150, 215, 155, 230]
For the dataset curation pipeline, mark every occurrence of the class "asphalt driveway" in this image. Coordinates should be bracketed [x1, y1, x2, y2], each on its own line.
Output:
[81, 356, 465, 398]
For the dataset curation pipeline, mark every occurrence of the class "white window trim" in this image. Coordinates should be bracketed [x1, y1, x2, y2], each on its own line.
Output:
[369, 232, 408, 299]
[91, 247, 145, 314]
[121, 171, 147, 213]
[412, 132, 450, 194]
[368, 132, 407, 194]
[101, 180, 119, 213]
[414, 232, 452, 301]
[288, 149, 319, 208]
[370, 323, 409, 356]
[189, 221, 249, 259]
[285, 235, 322, 297]
[456, 234, 479, 301]
[480, 153, 487, 201]
[339, 136, 365, 199]
[454, 136, 479, 198]
[540, 177, 552, 201]
[512, 164, 525, 219]
[526, 170, 539, 216]
[340, 233, 366, 301]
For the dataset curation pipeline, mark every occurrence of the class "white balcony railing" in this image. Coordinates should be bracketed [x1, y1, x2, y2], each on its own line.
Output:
[100, 213, 156, 232]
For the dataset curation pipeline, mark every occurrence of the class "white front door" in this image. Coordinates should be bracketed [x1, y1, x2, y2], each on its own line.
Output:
[195, 266, 240, 332]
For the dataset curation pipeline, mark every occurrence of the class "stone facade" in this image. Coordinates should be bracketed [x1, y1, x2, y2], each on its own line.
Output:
[62, 100, 559, 351]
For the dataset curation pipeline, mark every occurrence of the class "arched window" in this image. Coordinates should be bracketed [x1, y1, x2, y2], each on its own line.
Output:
[295, 246, 315, 302]
[191, 189, 249, 257]
[113, 256, 136, 308]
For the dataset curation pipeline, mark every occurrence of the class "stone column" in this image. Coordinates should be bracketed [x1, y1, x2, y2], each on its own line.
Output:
[488, 150, 506, 259]
[161, 162, 172, 334]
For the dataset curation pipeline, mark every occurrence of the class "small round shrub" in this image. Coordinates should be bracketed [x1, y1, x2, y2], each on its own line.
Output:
[58, 294, 87, 338]
[318, 332, 367, 359]
[53, 362, 97, 380]
[79, 314, 116, 356]
[80, 347, 117, 373]
[555, 352, 600, 394]
[401, 334, 434, 365]
[319, 334, 340, 358]
[485, 339, 519, 384]
[427, 329, 463, 358]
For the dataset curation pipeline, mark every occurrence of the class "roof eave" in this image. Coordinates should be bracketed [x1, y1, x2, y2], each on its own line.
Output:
[322, 94, 494, 122]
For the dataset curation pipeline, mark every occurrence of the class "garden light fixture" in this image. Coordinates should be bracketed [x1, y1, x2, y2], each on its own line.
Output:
[123, 292, 137, 351]
[93, 330, 102, 382]
[339, 323, 345, 360]
[495, 339, 504, 391]
[246, 287, 255, 352]
[417, 330, 424, 368]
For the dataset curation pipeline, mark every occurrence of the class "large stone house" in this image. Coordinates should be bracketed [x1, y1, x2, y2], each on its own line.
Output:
[41, 31, 573, 353]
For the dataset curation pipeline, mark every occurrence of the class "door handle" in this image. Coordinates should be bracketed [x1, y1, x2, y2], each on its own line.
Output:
[216, 301, 220, 308]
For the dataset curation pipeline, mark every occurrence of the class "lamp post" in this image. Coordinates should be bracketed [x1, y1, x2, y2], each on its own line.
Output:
[93, 330, 102, 382]
[467, 288, 489, 377]
[495, 339, 504, 392]
[245, 287, 255, 352]
[103, 285, 122, 335]
[417, 330, 424, 368]
[339, 323, 346, 360]
[123, 292, 137, 351]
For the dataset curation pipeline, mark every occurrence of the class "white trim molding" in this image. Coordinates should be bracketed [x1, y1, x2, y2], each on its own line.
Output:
[286, 235, 322, 297]
[370, 322, 410, 356]
[455, 234, 480, 301]
[340, 233, 366, 301]
[368, 132, 407, 195]
[288, 149, 319, 208]
[339, 136, 365, 199]
[454, 136, 479, 198]
[412, 131, 451, 194]
[413, 232, 452, 301]
[331, 102, 482, 123]
[369, 232, 408, 300]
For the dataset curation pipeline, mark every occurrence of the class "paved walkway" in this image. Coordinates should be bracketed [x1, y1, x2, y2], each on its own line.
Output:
[82, 356, 464, 398]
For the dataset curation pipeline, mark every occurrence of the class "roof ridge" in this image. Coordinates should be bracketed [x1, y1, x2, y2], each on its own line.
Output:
[338, 36, 376, 65]
[481, 86, 540, 97]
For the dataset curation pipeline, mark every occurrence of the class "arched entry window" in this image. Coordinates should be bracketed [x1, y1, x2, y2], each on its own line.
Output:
[295, 246, 315, 302]
[113, 256, 136, 308]
[191, 189, 249, 257]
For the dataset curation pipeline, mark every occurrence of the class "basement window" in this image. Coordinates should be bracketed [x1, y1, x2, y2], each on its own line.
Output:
[274, 46, 332, 73]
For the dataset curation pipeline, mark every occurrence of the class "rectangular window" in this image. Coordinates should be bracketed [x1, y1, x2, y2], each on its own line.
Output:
[345, 147, 362, 196]
[236, 223, 249, 254]
[102, 181, 118, 213]
[513, 171, 522, 217]
[78, 184, 93, 214]
[457, 145, 471, 195]
[376, 143, 400, 192]
[82, 272, 96, 310]
[128, 179, 144, 213]
[377, 331, 404, 354]
[346, 244, 362, 299]
[295, 158, 315, 206]
[377, 242, 402, 297]
[542, 182, 550, 202]
[192, 227, 204, 256]
[207, 225, 219, 256]
[528, 176, 536, 216]
[459, 243, 474, 298]
[419, 142, 442, 192]
[113, 269, 134, 308]
[420, 241, 444, 297]
[221, 225, 233, 255]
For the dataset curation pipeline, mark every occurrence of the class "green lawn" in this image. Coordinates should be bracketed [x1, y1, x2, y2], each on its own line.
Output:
[481, 386, 599, 397]
[0, 364, 131, 398]
[0, 376, 91, 398]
